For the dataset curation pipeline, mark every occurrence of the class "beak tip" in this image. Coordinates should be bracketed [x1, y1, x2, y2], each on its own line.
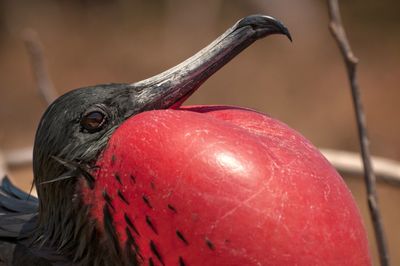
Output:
[238, 15, 292, 42]
[283, 27, 293, 42]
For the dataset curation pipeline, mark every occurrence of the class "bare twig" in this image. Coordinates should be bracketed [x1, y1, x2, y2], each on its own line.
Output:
[321, 149, 400, 185]
[3, 145, 400, 185]
[327, 1, 389, 265]
[0, 150, 8, 180]
[3, 147, 32, 167]
[23, 29, 57, 105]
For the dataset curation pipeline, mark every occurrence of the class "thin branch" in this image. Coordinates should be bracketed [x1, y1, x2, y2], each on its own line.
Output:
[0, 30, 55, 192]
[3, 147, 32, 167]
[327, 1, 389, 265]
[3, 145, 400, 185]
[23, 29, 57, 105]
[0, 150, 8, 180]
[321, 149, 400, 185]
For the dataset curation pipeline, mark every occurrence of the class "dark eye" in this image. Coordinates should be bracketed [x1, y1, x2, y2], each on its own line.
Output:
[80, 110, 107, 132]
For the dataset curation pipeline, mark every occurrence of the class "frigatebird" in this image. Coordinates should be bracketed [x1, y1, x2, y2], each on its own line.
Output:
[0, 15, 371, 266]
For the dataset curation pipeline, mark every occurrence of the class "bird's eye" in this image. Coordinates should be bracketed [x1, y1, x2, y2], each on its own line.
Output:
[80, 110, 107, 132]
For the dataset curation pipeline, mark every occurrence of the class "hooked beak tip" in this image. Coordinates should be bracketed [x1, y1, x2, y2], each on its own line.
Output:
[283, 27, 293, 42]
[237, 15, 292, 42]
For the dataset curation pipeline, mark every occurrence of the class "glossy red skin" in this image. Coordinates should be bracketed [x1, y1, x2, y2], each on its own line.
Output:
[83, 105, 371, 266]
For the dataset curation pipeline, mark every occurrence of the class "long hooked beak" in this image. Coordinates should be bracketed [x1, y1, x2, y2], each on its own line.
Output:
[129, 15, 291, 110]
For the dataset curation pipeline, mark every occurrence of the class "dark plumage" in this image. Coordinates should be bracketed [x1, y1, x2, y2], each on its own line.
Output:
[0, 15, 290, 265]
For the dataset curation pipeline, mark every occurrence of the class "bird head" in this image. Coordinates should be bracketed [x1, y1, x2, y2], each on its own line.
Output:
[33, 15, 291, 189]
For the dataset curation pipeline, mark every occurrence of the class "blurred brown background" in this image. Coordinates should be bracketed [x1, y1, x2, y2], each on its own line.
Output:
[0, 0, 399, 264]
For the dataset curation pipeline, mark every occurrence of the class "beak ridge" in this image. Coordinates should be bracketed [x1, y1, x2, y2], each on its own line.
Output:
[236, 15, 292, 41]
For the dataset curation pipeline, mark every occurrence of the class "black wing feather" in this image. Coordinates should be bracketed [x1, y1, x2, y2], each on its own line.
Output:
[0, 176, 38, 238]
[0, 177, 73, 265]
[0, 193, 38, 213]
[0, 178, 38, 203]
